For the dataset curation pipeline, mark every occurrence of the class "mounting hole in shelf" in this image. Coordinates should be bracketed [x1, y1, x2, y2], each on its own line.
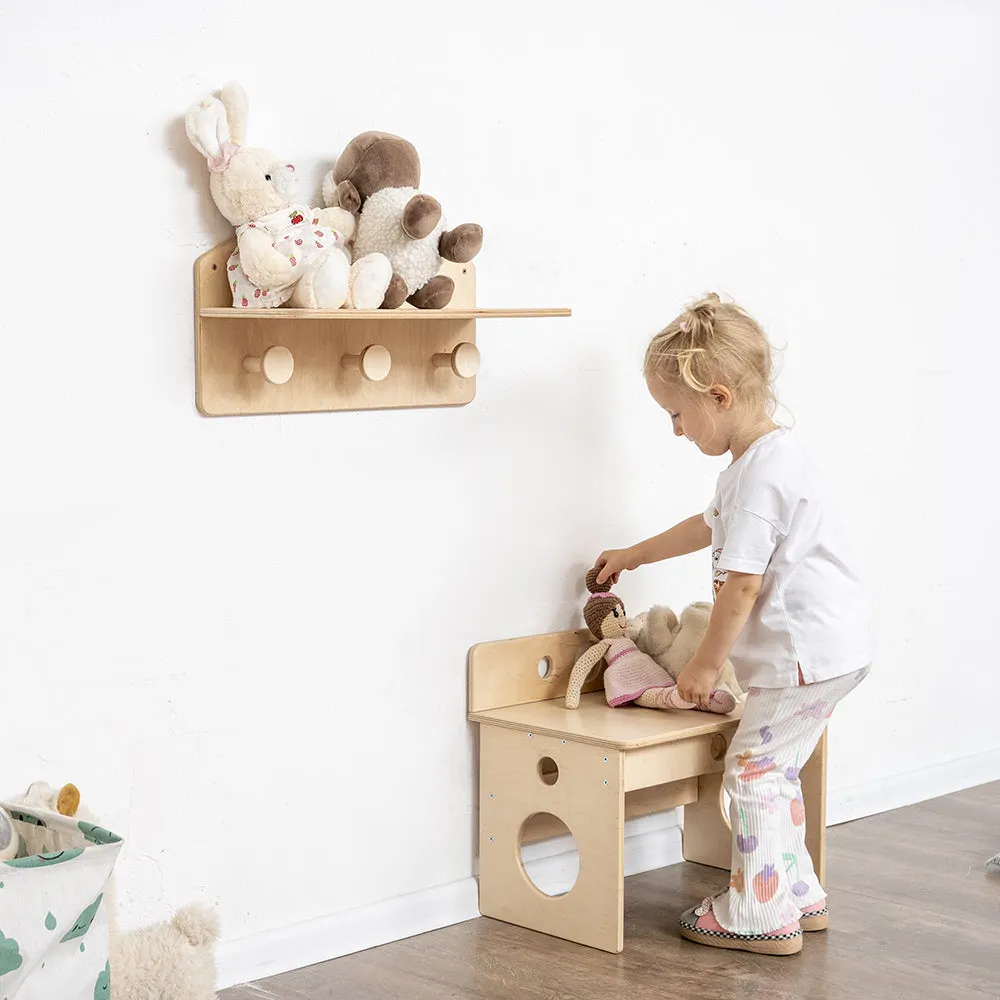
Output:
[519, 813, 578, 897]
[538, 656, 552, 679]
[538, 757, 559, 786]
[212, 264, 217, 270]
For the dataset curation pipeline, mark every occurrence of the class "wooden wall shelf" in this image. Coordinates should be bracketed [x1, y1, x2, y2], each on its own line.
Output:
[194, 241, 571, 417]
[200, 307, 570, 321]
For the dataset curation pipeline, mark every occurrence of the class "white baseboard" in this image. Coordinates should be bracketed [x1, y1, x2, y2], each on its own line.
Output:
[218, 747, 1000, 991]
[215, 878, 480, 990]
[827, 746, 1000, 826]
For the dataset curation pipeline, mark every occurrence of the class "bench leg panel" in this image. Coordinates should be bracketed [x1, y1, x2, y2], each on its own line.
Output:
[478, 726, 625, 953]
[682, 770, 732, 870]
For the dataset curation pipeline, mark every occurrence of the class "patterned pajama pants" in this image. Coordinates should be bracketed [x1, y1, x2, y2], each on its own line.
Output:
[712, 666, 869, 935]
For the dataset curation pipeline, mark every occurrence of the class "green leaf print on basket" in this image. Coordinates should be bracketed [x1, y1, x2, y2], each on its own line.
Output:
[7, 810, 46, 828]
[78, 821, 122, 846]
[783, 852, 810, 897]
[61, 894, 103, 943]
[4, 848, 84, 868]
[0, 930, 23, 975]
[94, 960, 111, 999]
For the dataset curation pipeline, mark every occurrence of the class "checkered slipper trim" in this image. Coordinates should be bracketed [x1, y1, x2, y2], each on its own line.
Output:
[679, 898, 803, 943]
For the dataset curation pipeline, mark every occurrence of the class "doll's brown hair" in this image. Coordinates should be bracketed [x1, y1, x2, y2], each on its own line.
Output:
[583, 567, 625, 639]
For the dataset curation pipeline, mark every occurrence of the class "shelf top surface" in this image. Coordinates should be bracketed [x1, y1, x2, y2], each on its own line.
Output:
[199, 307, 571, 320]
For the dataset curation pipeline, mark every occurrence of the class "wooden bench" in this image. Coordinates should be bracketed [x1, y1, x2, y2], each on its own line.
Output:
[468, 630, 827, 953]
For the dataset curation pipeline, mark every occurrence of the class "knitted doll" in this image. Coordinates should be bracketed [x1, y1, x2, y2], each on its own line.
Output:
[565, 569, 735, 713]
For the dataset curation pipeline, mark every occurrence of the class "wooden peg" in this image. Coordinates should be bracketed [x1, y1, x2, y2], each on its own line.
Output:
[432, 342, 480, 379]
[242, 345, 294, 385]
[341, 344, 392, 382]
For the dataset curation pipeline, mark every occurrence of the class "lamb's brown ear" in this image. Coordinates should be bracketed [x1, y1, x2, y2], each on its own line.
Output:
[336, 180, 362, 215]
[57, 783, 80, 817]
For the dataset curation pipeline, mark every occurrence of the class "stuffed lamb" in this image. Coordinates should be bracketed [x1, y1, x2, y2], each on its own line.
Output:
[185, 82, 392, 310]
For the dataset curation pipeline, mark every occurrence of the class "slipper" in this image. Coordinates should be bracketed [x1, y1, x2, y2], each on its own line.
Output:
[679, 896, 802, 956]
[799, 899, 828, 932]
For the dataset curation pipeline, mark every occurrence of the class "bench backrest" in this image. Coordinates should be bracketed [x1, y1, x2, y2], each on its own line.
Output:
[467, 629, 604, 713]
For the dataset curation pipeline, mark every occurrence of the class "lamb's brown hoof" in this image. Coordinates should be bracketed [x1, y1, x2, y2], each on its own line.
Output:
[335, 180, 361, 215]
[402, 194, 442, 240]
[439, 224, 483, 263]
[408, 275, 455, 310]
[380, 273, 409, 309]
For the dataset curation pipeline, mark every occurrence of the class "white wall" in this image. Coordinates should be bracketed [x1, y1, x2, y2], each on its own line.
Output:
[2, 0, 997, 985]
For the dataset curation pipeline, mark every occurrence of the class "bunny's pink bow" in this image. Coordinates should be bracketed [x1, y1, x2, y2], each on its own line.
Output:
[208, 141, 239, 173]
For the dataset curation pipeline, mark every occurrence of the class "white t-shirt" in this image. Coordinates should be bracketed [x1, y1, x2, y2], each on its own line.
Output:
[705, 429, 873, 688]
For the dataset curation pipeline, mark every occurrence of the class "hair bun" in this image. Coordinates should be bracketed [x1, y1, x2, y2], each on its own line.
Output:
[681, 293, 720, 343]
[586, 567, 611, 594]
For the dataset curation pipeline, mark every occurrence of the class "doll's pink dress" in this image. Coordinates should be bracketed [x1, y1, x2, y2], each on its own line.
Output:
[603, 636, 673, 706]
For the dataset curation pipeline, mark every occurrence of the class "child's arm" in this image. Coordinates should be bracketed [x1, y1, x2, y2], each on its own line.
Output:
[676, 572, 763, 707]
[595, 514, 711, 585]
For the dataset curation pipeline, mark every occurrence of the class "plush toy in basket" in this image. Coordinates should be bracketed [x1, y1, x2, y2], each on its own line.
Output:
[564, 569, 740, 714]
[0, 784, 123, 1000]
[185, 82, 393, 311]
[2, 782, 220, 1000]
[322, 132, 483, 309]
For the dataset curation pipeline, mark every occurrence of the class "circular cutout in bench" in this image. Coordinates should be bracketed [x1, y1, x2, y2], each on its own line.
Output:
[538, 656, 552, 679]
[538, 756, 559, 786]
[519, 813, 579, 897]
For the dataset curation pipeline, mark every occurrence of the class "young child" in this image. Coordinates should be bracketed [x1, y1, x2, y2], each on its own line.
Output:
[595, 293, 872, 956]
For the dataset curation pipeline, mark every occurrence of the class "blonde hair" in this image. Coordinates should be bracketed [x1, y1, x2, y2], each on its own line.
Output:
[644, 293, 777, 415]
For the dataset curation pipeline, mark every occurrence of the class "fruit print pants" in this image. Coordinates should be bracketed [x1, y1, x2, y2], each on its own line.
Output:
[711, 666, 869, 935]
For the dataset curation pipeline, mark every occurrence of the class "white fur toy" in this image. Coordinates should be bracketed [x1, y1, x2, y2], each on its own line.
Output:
[110, 904, 219, 1000]
[185, 82, 392, 310]
[635, 604, 744, 702]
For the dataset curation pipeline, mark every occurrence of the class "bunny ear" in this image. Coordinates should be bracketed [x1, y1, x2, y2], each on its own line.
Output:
[185, 96, 231, 162]
[220, 81, 249, 145]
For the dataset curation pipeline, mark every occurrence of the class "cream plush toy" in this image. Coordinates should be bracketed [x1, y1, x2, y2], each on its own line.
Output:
[110, 904, 220, 1000]
[186, 82, 393, 310]
[322, 132, 483, 309]
[635, 604, 744, 703]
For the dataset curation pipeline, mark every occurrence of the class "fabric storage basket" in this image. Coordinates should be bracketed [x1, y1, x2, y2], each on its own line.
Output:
[0, 802, 122, 1000]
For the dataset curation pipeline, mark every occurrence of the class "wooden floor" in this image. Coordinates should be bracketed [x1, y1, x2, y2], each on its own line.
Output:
[222, 783, 999, 1000]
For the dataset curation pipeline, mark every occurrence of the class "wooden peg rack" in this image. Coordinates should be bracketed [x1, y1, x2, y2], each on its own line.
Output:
[193, 241, 571, 417]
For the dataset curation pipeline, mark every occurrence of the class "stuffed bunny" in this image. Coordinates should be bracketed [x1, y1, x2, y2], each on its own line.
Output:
[185, 82, 393, 310]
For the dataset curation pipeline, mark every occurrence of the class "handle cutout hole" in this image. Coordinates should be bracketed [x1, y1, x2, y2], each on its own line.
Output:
[538, 757, 559, 786]
[537, 656, 552, 679]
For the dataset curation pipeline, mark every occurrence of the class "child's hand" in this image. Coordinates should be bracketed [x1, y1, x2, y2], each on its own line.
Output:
[594, 547, 640, 586]
[676, 659, 719, 710]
